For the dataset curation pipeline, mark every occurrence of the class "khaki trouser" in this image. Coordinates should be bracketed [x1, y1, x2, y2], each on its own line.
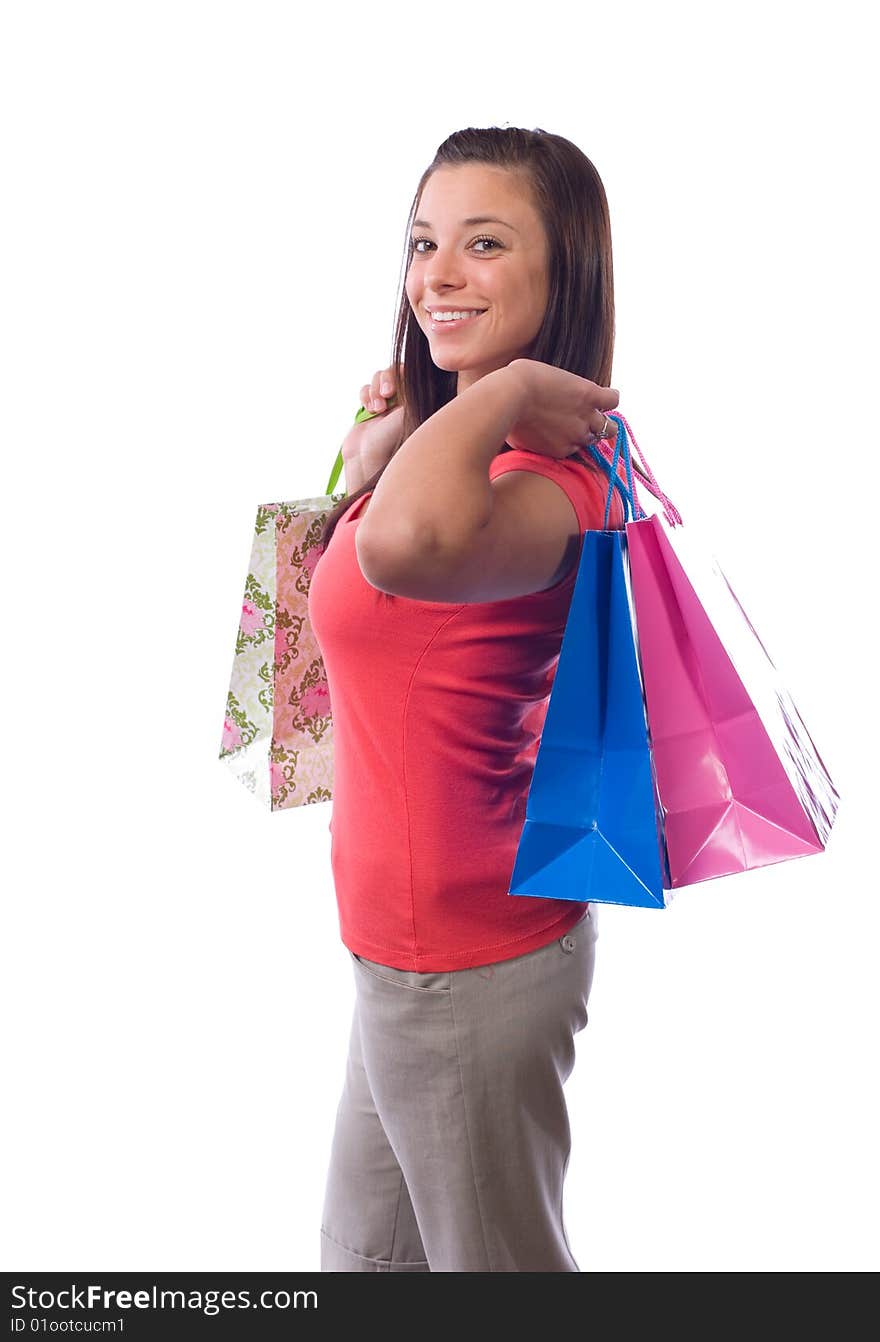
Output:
[320, 906, 597, 1272]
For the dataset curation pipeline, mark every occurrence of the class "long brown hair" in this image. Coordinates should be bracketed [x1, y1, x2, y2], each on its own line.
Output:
[321, 125, 618, 552]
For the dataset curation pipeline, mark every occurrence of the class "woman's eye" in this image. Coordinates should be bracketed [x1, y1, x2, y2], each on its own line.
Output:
[410, 235, 501, 255]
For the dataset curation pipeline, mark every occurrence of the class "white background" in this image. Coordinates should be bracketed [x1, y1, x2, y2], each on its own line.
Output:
[2, 0, 877, 1273]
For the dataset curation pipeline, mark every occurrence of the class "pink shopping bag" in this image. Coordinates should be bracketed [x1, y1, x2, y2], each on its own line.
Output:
[611, 419, 840, 889]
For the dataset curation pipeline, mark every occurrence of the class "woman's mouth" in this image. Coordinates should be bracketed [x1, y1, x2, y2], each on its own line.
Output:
[426, 309, 487, 333]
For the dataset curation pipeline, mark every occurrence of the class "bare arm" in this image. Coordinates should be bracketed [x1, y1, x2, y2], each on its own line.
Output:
[357, 366, 523, 569]
[342, 452, 377, 496]
[340, 427, 391, 495]
[352, 361, 622, 604]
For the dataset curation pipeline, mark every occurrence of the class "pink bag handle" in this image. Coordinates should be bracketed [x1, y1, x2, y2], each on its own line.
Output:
[591, 412, 683, 528]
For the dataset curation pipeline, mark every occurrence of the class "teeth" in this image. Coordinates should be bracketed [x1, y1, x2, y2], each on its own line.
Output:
[431, 310, 484, 322]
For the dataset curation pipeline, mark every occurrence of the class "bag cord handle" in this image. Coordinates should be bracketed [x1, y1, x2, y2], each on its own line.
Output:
[584, 411, 682, 528]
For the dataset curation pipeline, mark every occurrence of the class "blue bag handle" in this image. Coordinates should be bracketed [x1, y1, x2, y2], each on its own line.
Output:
[584, 411, 682, 528]
[583, 412, 648, 527]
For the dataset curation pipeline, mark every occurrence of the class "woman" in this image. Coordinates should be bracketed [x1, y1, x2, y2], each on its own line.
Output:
[308, 125, 631, 1272]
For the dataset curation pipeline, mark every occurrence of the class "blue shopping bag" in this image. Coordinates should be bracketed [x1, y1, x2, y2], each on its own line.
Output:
[508, 415, 671, 908]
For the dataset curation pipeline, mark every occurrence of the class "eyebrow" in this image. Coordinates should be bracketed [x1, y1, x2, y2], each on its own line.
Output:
[411, 215, 519, 233]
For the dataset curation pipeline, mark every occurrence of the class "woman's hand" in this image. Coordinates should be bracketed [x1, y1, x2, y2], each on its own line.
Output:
[344, 363, 406, 471]
[506, 358, 620, 459]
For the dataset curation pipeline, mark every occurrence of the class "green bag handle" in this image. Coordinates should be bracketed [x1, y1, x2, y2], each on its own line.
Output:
[324, 397, 398, 496]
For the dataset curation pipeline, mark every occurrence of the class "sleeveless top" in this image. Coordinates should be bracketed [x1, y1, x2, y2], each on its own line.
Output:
[307, 446, 627, 971]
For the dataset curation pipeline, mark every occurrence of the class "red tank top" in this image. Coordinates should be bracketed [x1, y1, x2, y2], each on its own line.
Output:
[308, 446, 627, 971]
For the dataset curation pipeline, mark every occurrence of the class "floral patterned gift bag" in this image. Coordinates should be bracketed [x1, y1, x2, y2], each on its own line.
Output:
[219, 491, 341, 810]
[218, 403, 388, 810]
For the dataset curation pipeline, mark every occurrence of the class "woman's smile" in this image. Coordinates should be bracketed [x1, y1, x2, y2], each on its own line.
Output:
[427, 309, 488, 333]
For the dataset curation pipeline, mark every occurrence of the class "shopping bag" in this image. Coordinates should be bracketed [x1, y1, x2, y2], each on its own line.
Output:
[218, 489, 341, 810]
[218, 402, 387, 809]
[625, 508, 839, 886]
[655, 515, 840, 861]
[509, 413, 840, 907]
[509, 434, 672, 907]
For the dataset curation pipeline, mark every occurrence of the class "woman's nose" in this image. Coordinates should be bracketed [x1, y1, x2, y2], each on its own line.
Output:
[424, 255, 466, 287]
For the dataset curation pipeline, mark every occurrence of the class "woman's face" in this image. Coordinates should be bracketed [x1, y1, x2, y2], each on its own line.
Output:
[405, 163, 550, 396]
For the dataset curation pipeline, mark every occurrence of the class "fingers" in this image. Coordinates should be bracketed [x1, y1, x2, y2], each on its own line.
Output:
[361, 365, 399, 414]
[590, 386, 620, 439]
[588, 410, 618, 441]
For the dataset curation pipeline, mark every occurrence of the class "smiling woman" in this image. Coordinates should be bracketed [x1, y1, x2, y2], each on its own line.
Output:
[309, 125, 625, 1275]
[404, 162, 553, 397]
[320, 131, 617, 550]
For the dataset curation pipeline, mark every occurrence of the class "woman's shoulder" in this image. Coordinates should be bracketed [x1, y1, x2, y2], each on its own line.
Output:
[490, 445, 625, 531]
[567, 451, 626, 529]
